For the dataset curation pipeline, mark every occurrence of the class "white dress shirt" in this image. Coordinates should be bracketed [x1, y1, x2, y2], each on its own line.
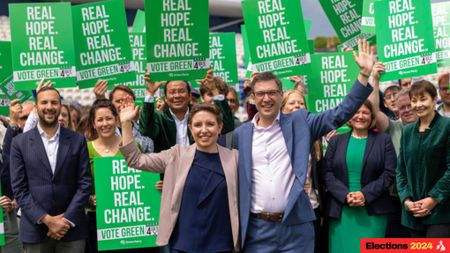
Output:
[37, 123, 60, 174]
[170, 109, 189, 146]
[251, 113, 295, 213]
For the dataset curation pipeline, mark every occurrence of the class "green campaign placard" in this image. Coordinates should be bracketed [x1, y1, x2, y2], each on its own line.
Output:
[94, 156, 160, 251]
[319, 0, 375, 49]
[0, 41, 12, 84]
[242, 0, 311, 77]
[132, 10, 146, 33]
[145, 0, 210, 81]
[73, 0, 136, 89]
[0, 77, 33, 103]
[119, 33, 147, 106]
[432, 2, 450, 68]
[241, 24, 254, 78]
[361, 0, 376, 34]
[375, 0, 437, 81]
[9, 2, 77, 90]
[307, 52, 359, 113]
[209, 33, 238, 85]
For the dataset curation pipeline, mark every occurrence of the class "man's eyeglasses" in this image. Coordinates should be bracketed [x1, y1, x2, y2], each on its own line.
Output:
[167, 89, 188, 95]
[253, 90, 280, 99]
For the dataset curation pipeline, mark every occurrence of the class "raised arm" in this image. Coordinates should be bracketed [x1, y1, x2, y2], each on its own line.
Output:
[368, 62, 390, 132]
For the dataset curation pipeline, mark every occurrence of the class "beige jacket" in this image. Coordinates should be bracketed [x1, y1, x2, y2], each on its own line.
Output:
[120, 141, 240, 252]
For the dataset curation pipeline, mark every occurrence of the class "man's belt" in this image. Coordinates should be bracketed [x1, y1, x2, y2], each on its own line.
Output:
[250, 212, 284, 222]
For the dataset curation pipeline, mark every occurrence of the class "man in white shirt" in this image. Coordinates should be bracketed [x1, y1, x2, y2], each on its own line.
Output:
[233, 40, 374, 252]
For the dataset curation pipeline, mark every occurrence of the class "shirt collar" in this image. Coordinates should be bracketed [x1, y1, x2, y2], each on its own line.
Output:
[37, 123, 61, 140]
[252, 112, 281, 130]
[169, 108, 189, 123]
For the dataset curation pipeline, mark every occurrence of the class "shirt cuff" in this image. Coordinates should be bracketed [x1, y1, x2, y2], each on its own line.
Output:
[145, 95, 154, 103]
[63, 218, 76, 227]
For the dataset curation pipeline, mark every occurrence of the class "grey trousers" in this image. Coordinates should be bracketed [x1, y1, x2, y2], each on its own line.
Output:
[23, 239, 85, 253]
[0, 210, 22, 253]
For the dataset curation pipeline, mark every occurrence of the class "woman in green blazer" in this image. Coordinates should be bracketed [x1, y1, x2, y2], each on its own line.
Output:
[397, 80, 450, 237]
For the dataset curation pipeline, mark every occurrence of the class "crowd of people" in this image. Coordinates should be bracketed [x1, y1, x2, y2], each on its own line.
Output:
[0, 39, 448, 253]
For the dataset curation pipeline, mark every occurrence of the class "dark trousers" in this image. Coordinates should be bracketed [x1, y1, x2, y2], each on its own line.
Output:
[410, 224, 450, 238]
[385, 199, 410, 238]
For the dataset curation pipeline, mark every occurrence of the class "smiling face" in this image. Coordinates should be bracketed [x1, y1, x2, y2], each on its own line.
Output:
[166, 81, 191, 113]
[282, 92, 306, 113]
[252, 80, 282, 123]
[93, 107, 118, 139]
[411, 93, 437, 120]
[36, 90, 61, 128]
[188, 110, 222, 152]
[349, 104, 373, 131]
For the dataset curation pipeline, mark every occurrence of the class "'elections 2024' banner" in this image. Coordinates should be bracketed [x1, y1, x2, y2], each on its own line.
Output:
[95, 157, 160, 251]
[209, 33, 239, 85]
[242, 0, 311, 78]
[375, 0, 437, 81]
[9, 3, 77, 90]
[432, 2, 450, 68]
[307, 52, 359, 114]
[320, 0, 376, 49]
[145, 0, 210, 81]
[73, 0, 136, 89]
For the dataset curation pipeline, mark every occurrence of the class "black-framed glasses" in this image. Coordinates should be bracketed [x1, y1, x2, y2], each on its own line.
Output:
[253, 90, 280, 99]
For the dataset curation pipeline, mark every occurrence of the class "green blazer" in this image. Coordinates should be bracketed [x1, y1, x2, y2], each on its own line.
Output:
[139, 99, 234, 153]
[397, 113, 450, 229]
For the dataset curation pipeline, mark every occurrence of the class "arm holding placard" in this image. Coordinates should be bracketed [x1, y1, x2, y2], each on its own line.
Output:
[368, 62, 390, 132]
[120, 100, 170, 174]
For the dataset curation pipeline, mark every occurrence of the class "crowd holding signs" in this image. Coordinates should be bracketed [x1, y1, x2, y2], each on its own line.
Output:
[0, 0, 449, 250]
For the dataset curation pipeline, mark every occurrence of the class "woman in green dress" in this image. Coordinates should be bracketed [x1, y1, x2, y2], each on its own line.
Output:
[397, 81, 450, 237]
[323, 100, 397, 253]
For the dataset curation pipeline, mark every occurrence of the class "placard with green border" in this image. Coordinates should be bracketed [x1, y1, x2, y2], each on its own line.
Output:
[432, 2, 450, 67]
[73, 0, 136, 89]
[242, 0, 311, 78]
[117, 33, 147, 106]
[307, 52, 359, 114]
[9, 2, 77, 90]
[94, 156, 161, 251]
[361, 0, 377, 34]
[132, 10, 146, 33]
[209, 33, 238, 85]
[145, 0, 210, 81]
[375, 0, 437, 81]
[319, 0, 376, 49]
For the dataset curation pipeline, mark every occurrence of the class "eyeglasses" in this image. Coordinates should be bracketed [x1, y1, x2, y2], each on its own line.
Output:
[227, 99, 237, 103]
[253, 90, 280, 99]
[384, 93, 398, 100]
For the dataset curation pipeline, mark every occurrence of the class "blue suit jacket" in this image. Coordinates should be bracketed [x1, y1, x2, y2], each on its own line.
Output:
[232, 81, 373, 247]
[322, 131, 397, 219]
[10, 127, 92, 243]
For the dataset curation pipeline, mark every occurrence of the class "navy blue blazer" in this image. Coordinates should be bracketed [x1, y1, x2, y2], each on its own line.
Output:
[322, 131, 397, 219]
[1, 126, 22, 199]
[10, 127, 92, 243]
[232, 81, 373, 247]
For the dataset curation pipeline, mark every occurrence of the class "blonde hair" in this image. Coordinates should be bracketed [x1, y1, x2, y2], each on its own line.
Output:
[281, 89, 306, 112]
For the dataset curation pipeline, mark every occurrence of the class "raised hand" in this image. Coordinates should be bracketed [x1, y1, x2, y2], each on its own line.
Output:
[144, 73, 166, 96]
[119, 97, 140, 124]
[196, 69, 214, 85]
[371, 62, 386, 85]
[352, 39, 374, 76]
[9, 99, 22, 127]
[37, 78, 53, 92]
[93, 80, 108, 99]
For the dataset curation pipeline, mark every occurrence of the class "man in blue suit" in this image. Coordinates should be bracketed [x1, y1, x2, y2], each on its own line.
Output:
[10, 87, 92, 253]
[232, 40, 375, 252]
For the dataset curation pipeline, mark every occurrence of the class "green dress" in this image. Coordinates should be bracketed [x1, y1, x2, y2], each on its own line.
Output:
[329, 136, 387, 253]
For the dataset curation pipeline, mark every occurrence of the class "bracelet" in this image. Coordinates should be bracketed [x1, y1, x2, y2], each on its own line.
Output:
[360, 71, 371, 78]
